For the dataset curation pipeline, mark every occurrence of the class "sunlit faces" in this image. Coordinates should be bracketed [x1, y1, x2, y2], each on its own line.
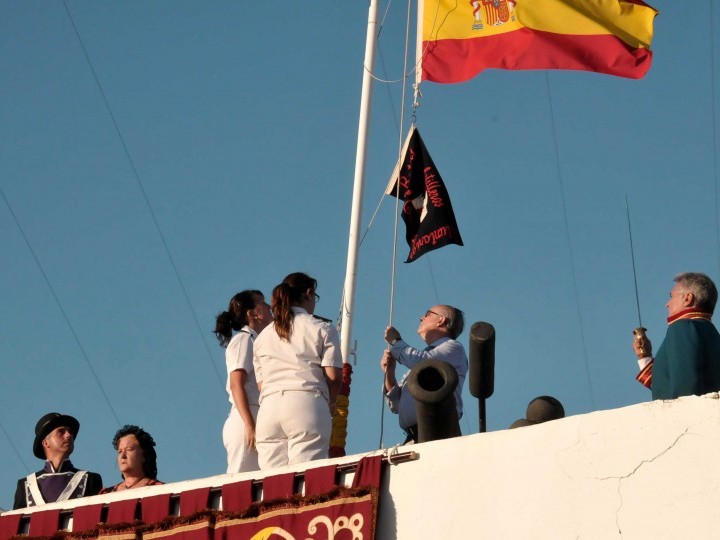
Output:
[117, 434, 145, 477]
[43, 426, 74, 457]
[305, 289, 319, 315]
[250, 294, 273, 326]
[666, 282, 692, 317]
[417, 306, 448, 339]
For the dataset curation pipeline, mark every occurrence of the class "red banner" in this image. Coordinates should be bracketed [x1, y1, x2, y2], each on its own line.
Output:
[16, 457, 383, 540]
[53, 487, 377, 540]
[215, 489, 376, 540]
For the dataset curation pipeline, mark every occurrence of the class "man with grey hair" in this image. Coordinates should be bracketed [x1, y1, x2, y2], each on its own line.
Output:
[633, 272, 720, 399]
[380, 304, 468, 443]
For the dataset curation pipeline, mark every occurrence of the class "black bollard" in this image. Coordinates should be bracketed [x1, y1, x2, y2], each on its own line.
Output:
[468, 322, 496, 433]
[526, 396, 565, 423]
[405, 359, 461, 443]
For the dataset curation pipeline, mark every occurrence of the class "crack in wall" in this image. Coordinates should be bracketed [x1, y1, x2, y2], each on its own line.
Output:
[611, 427, 690, 537]
[547, 405, 720, 538]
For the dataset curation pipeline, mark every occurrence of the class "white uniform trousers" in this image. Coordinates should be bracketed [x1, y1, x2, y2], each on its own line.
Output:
[223, 404, 260, 473]
[256, 390, 331, 469]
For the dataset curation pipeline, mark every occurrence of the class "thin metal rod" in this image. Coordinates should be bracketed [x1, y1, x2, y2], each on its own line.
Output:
[479, 398, 487, 433]
[626, 195, 643, 328]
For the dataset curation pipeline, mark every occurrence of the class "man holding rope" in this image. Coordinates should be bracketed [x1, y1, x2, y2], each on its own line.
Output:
[380, 304, 468, 443]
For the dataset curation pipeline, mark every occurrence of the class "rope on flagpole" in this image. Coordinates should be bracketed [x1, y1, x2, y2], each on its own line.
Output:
[334, 0, 431, 450]
[389, 0, 415, 328]
[380, 0, 415, 450]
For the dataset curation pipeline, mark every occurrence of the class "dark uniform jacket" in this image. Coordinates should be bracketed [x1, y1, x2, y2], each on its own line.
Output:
[652, 312, 720, 399]
[13, 460, 102, 509]
[637, 308, 720, 399]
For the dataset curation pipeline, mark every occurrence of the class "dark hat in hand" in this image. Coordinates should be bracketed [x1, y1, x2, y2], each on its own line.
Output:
[33, 412, 80, 460]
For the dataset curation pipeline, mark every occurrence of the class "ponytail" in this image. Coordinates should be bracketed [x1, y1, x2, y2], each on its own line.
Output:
[213, 289, 262, 347]
[271, 273, 317, 341]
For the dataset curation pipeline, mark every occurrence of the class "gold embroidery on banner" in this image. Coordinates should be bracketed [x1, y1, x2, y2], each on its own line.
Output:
[210, 493, 374, 539]
[215, 512, 365, 540]
[306, 513, 364, 540]
[143, 520, 210, 540]
[250, 527, 294, 540]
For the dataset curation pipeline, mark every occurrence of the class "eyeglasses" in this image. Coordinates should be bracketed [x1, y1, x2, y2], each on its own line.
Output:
[421, 309, 441, 320]
[313, 293, 320, 302]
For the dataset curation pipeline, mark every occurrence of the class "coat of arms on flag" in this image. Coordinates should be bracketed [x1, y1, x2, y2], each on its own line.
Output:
[386, 126, 463, 263]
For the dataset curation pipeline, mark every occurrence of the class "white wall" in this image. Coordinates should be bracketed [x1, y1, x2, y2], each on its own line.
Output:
[5, 395, 719, 539]
[377, 394, 720, 539]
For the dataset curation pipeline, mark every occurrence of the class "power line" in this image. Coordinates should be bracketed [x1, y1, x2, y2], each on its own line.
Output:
[61, 1, 224, 389]
[0, 185, 122, 426]
[543, 73, 596, 410]
[0, 418, 31, 474]
[710, 0, 720, 278]
[425, 255, 441, 305]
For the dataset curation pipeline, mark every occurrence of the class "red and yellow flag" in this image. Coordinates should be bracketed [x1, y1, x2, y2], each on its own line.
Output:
[418, 0, 657, 83]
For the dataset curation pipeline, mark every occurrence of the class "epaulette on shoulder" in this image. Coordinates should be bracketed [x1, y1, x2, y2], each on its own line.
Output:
[312, 314, 333, 324]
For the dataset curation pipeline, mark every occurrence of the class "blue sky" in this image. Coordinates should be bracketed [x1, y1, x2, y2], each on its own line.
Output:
[1, 0, 718, 510]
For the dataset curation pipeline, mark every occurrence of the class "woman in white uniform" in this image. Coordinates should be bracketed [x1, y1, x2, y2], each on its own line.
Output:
[253, 272, 342, 469]
[214, 290, 272, 473]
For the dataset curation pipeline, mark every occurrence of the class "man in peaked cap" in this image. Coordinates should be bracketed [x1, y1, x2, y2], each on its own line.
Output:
[13, 412, 103, 509]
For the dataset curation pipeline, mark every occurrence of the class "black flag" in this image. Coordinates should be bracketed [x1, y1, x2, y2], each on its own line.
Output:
[386, 127, 463, 263]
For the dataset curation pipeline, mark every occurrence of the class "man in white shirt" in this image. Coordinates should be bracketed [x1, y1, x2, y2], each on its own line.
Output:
[380, 304, 468, 443]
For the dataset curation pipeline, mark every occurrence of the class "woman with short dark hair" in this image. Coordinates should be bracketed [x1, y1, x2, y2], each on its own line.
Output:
[100, 425, 163, 493]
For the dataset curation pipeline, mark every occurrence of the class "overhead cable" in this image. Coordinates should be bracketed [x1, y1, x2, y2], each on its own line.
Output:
[62, 1, 224, 388]
[0, 185, 122, 426]
[543, 73, 596, 409]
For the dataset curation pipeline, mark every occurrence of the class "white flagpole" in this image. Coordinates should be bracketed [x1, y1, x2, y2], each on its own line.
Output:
[340, 0, 380, 363]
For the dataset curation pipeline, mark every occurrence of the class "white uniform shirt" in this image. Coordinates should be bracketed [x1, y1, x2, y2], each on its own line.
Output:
[253, 307, 342, 403]
[225, 326, 260, 407]
[386, 336, 468, 430]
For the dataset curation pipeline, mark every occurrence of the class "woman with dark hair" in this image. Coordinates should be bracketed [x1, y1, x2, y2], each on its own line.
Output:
[252, 272, 342, 469]
[214, 290, 272, 473]
[99, 425, 163, 493]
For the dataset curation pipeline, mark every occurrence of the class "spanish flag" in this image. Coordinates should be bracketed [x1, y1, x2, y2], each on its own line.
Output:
[418, 0, 657, 83]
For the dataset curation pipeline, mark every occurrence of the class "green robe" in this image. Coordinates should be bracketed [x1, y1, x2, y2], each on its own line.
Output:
[652, 318, 720, 400]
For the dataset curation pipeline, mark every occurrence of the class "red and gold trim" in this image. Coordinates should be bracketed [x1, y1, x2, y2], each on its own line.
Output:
[667, 308, 712, 325]
[636, 360, 653, 388]
[636, 308, 713, 388]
